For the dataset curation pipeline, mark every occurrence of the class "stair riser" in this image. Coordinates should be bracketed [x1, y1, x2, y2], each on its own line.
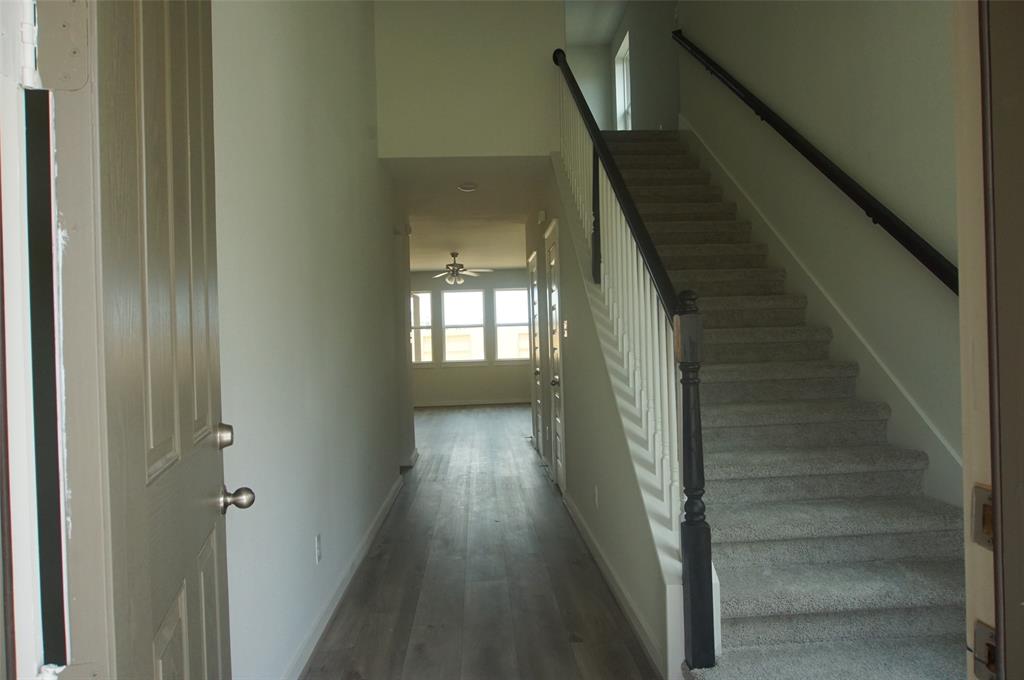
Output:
[670, 277, 785, 297]
[703, 308, 806, 329]
[704, 420, 888, 450]
[702, 377, 856, 404]
[661, 253, 767, 270]
[710, 469, 924, 504]
[704, 341, 831, 364]
[620, 170, 708, 186]
[651, 228, 751, 245]
[722, 606, 962, 649]
[616, 155, 699, 169]
[627, 185, 722, 202]
[714, 530, 963, 568]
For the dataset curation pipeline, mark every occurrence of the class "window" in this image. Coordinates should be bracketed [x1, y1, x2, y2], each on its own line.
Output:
[443, 290, 485, 362]
[410, 292, 432, 363]
[495, 289, 530, 361]
[615, 33, 631, 131]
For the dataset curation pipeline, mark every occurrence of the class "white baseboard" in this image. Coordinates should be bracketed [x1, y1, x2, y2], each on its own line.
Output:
[402, 448, 420, 469]
[564, 496, 671, 680]
[285, 475, 404, 679]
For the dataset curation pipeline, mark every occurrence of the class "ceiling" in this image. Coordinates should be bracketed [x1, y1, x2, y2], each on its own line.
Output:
[565, 0, 626, 47]
[387, 157, 550, 271]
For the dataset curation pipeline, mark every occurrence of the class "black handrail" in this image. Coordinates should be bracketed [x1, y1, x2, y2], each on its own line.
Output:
[552, 48, 680, 318]
[672, 29, 959, 295]
[553, 48, 717, 672]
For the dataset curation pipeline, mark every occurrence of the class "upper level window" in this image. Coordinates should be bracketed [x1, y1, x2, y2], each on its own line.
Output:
[615, 33, 631, 131]
[443, 290, 485, 362]
[495, 289, 529, 360]
[410, 292, 432, 363]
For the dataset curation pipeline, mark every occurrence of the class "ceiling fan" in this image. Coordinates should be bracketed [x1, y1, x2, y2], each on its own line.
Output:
[432, 251, 493, 285]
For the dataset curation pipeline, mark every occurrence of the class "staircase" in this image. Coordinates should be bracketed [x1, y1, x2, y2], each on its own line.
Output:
[605, 130, 965, 679]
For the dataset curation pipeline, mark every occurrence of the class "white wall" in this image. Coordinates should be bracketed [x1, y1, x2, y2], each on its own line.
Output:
[610, 1, 679, 131]
[566, 45, 614, 130]
[374, 1, 564, 158]
[212, 3, 413, 677]
[677, 0, 963, 503]
[410, 269, 531, 407]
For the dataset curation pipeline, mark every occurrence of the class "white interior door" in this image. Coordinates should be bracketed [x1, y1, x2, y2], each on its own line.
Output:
[96, 2, 237, 676]
[545, 225, 566, 491]
[528, 251, 544, 457]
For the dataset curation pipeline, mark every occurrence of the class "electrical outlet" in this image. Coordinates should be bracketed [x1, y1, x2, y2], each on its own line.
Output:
[593, 485, 599, 510]
[314, 533, 322, 565]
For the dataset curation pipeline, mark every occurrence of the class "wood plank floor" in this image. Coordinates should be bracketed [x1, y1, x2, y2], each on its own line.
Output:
[302, 405, 659, 680]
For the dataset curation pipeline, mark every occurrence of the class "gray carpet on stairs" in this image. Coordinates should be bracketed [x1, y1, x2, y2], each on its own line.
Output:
[605, 130, 965, 680]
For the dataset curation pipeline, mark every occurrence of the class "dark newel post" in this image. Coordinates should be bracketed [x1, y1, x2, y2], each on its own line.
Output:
[674, 290, 715, 670]
[591, 146, 601, 284]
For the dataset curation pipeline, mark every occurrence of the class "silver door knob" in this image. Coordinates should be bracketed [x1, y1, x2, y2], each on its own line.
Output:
[220, 485, 255, 514]
[534, 367, 541, 376]
[550, 377, 560, 386]
[215, 422, 234, 449]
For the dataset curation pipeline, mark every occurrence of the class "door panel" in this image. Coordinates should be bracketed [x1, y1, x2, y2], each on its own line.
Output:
[96, 1, 231, 677]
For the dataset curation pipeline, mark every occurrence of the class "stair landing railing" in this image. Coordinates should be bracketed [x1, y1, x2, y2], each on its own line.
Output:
[553, 48, 716, 670]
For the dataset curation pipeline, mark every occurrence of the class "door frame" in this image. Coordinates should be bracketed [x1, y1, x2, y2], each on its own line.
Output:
[980, 1, 1024, 674]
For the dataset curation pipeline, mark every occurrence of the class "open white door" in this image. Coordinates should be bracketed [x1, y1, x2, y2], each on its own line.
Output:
[545, 222, 566, 491]
[53, 2, 241, 677]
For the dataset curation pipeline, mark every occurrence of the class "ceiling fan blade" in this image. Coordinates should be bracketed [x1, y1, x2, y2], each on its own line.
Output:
[432, 272, 449, 278]
[466, 268, 494, 273]
[462, 271, 480, 277]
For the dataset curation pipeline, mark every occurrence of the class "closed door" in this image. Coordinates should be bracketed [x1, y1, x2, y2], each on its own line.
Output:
[545, 226, 566, 491]
[528, 251, 544, 457]
[97, 2, 240, 676]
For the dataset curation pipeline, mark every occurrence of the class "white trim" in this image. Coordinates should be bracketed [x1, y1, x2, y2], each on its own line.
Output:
[0, 22, 46, 675]
[402, 448, 420, 469]
[284, 474, 404, 680]
[564, 496, 672, 680]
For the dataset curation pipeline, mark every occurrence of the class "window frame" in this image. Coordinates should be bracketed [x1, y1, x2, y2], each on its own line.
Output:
[615, 33, 632, 131]
[409, 290, 434, 365]
[493, 287, 531, 362]
[441, 289, 487, 364]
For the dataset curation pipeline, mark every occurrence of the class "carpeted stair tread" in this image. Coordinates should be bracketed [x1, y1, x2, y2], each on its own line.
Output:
[700, 295, 807, 311]
[702, 360, 857, 384]
[705, 445, 927, 480]
[712, 495, 959, 543]
[684, 637, 963, 680]
[703, 399, 890, 428]
[718, 559, 963, 619]
[619, 167, 709, 185]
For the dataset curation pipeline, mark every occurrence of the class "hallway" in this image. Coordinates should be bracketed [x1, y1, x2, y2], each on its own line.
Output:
[301, 406, 659, 680]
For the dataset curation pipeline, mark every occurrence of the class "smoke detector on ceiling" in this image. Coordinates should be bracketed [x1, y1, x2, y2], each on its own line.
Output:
[456, 182, 478, 193]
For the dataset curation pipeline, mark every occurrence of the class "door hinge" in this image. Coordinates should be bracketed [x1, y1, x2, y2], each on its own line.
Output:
[36, 0, 89, 90]
[973, 484, 994, 550]
[974, 620, 997, 680]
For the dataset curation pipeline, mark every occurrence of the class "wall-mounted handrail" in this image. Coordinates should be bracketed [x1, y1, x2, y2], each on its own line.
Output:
[552, 48, 680, 317]
[672, 29, 959, 295]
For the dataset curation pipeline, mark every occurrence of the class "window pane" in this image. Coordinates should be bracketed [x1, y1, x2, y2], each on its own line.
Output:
[495, 289, 528, 325]
[410, 292, 431, 327]
[443, 291, 484, 326]
[445, 326, 485, 362]
[497, 325, 530, 360]
[410, 329, 432, 363]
